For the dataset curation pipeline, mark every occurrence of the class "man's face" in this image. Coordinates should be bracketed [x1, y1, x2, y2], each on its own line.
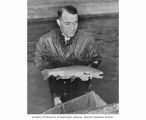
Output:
[57, 10, 78, 38]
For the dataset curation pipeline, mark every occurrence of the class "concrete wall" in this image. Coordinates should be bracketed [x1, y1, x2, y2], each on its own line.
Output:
[27, 0, 118, 19]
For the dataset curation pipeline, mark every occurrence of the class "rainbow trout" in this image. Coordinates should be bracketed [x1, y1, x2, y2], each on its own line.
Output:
[47, 65, 103, 81]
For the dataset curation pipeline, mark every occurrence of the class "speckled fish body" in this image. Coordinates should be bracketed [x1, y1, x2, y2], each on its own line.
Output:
[47, 65, 103, 81]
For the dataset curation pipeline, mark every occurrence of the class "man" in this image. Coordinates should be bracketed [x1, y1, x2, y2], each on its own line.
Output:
[34, 5, 102, 106]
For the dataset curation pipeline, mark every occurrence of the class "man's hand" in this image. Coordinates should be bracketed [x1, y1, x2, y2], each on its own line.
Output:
[41, 69, 52, 80]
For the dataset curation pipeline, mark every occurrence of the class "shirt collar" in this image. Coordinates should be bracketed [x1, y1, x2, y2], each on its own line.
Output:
[61, 32, 70, 42]
[58, 28, 76, 46]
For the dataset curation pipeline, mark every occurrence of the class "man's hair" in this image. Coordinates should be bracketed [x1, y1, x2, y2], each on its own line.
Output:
[58, 5, 78, 19]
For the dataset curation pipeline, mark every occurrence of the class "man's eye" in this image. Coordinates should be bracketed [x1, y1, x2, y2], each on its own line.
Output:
[66, 23, 70, 25]
[74, 22, 78, 25]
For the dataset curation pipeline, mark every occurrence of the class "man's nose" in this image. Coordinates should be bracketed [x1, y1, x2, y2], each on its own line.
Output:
[70, 24, 75, 30]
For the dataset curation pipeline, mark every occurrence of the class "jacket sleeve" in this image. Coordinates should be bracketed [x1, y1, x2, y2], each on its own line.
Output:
[34, 37, 53, 71]
[81, 39, 102, 68]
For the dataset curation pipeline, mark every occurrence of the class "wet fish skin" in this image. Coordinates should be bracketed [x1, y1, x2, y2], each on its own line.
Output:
[47, 65, 103, 81]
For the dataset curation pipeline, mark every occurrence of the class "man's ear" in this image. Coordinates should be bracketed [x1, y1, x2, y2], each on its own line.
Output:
[56, 19, 61, 27]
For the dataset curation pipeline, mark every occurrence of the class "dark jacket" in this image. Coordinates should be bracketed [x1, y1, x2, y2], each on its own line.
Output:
[34, 28, 101, 71]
